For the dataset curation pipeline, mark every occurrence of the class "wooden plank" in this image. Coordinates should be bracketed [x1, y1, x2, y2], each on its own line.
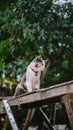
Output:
[0, 80, 73, 114]
[61, 94, 73, 129]
[0, 96, 13, 101]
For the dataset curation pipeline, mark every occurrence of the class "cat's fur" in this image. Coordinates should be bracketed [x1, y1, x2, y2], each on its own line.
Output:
[14, 56, 45, 96]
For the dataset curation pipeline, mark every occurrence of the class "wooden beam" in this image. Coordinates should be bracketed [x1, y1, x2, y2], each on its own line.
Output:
[61, 94, 73, 129]
[0, 80, 73, 114]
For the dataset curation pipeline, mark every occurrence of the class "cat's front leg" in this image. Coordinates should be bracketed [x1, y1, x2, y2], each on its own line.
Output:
[34, 80, 40, 90]
[25, 81, 33, 92]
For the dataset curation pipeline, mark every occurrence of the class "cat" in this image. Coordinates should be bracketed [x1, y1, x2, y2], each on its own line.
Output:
[14, 56, 45, 96]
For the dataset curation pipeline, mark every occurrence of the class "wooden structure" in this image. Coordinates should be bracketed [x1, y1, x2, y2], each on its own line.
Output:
[0, 80, 73, 129]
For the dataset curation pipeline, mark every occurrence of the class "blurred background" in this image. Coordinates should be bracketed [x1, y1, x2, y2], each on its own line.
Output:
[0, 0, 73, 129]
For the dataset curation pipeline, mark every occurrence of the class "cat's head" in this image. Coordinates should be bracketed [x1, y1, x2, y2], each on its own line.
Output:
[31, 56, 45, 72]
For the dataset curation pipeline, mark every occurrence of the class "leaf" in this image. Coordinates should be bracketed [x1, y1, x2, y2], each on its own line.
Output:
[61, 60, 70, 70]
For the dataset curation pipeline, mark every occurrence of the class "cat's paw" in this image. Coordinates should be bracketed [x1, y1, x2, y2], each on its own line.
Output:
[34, 88, 39, 92]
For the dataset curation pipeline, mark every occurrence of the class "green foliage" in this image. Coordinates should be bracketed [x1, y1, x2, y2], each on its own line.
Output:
[0, 0, 73, 95]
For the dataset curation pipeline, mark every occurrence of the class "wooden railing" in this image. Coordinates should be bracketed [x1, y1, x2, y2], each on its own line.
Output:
[0, 80, 73, 129]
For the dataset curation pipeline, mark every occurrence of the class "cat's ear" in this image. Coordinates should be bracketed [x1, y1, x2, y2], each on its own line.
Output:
[37, 55, 41, 58]
[44, 59, 49, 63]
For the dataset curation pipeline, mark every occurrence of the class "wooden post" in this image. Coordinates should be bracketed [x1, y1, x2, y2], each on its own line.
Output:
[3, 100, 19, 130]
[50, 103, 56, 125]
[61, 94, 73, 129]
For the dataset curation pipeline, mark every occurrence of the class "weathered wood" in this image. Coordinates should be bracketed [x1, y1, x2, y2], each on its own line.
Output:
[0, 80, 73, 114]
[3, 100, 19, 130]
[50, 103, 56, 125]
[61, 94, 73, 130]
[0, 96, 13, 114]
[0, 97, 3, 101]
[0, 96, 13, 101]
[39, 108, 54, 130]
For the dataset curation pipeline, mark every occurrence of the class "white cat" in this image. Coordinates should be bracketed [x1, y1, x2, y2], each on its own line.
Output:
[14, 56, 45, 96]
